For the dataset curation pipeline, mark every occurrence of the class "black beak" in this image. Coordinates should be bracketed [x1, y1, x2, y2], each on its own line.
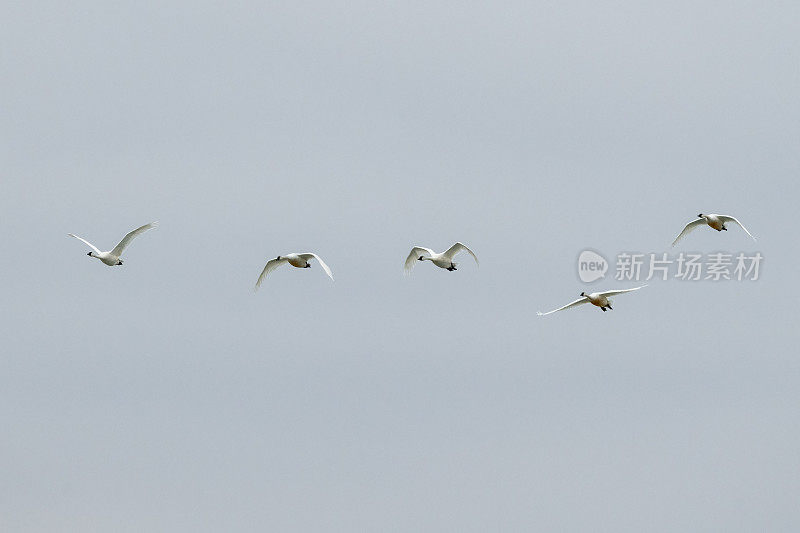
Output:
[418, 256, 424, 260]
[698, 213, 703, 217]
[87, 252, 92, 256]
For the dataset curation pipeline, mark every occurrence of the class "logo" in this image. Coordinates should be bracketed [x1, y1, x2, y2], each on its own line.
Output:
[577, 249, 608, 283]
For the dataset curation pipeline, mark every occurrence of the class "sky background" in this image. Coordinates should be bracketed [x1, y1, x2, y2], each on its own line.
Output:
[1, 1, 799, 531]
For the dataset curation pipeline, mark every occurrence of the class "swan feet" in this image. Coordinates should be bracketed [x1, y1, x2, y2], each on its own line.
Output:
[447, 264, 457, 271]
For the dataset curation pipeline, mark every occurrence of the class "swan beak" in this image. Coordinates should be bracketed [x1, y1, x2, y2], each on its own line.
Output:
[698, 213, 703, 217]
[418, 256, 424, 261]
[87, 252, 92, 256]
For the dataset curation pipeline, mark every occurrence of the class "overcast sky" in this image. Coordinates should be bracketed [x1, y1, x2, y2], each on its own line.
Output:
[1, 1, 799, 531]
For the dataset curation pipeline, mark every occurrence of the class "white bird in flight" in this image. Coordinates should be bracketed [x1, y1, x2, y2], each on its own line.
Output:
[672, 213, 756, 246]
[537, 285, 647, 315]
[404, 242, 479, 274]
[255, 252, 333, 290]
[68, 222, 157, 266]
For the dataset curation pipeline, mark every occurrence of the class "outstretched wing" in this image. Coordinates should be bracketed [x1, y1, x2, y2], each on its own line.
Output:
[67, 233, 101, 255]
[718, 215, 756, 241]
[254, 257, 289, 290]
[404, 246, 435, 274]
[111, 222, 157, 256]
[443, 242, 479, 267]
[598, 285, 647, 298]
[298, 253, 334, 280]
[537, 297, 590, 316]
[671, 218, 706, 246]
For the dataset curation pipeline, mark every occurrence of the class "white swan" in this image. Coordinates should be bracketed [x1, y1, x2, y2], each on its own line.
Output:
[537, 285, 647, 315]
[255, 252, 333, 290]
[404, 242, 479, 274]
[672, 213, 756, 246]
[68, 222, 157, 266]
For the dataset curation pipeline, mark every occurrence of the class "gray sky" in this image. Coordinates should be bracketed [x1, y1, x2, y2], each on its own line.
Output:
[1, 1, 798, 531]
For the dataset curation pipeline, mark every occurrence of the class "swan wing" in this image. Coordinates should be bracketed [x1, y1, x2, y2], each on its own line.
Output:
[404, 246, 435, 274]
[254, 257, 289, 290]
[537, 297, 590, 316]
[110, 222, 157, 256]
[443, 242, 479, 267]
[67, 233, 101, 255]
[718, 215, 756, 241]
[597, 285, 647, 298]
[671, 218, 705, 246]
[298, 253, 334, 280]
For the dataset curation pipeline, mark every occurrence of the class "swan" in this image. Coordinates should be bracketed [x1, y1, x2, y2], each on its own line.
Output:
[68, 222, 157, 266]
[672, 213, 756, 246]
[537, 285, 647, 315]
[255, 252, 333, 290]
[404, 242, 479, 274]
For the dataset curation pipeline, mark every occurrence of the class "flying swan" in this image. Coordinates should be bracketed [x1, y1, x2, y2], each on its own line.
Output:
[537, 285, 647, 315]
[68, 222, 157, 266]
[672, 213, 756, 246]
[404, 242, 479, 274]
[255, 253, 333, 290]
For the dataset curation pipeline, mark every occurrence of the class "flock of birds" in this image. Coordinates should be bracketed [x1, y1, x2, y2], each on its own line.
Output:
[68, 212, 757, 316]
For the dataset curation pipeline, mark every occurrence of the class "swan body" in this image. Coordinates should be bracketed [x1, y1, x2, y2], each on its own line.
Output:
[404, 242, 479, 274]
[255, 252, 333, 290]
[672, 213, 756, 246]
[68, 222, 157, 266]
[537, 285, 646, 315]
